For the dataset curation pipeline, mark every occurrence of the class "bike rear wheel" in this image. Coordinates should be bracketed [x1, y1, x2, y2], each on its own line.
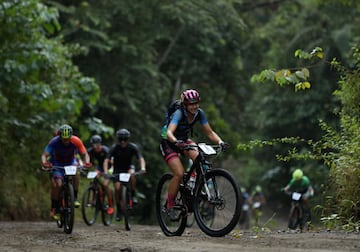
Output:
[81, 185, 99, 226]
[194, 169, 241, 237]
[101, 189, 114, 226]
[63, 183, 75, 234]
[156, 173, 187, 236]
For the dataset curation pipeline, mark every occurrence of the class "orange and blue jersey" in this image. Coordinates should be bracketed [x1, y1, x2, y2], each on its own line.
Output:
[45, 135, 87, 166]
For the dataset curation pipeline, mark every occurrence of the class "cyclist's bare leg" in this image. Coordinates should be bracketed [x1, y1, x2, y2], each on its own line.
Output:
[50, 177, 62, 199]
[114, 181, 125, 213]
[130, 173, 136, 191]
[103, 178, 113, 207]
[50, 177, 62, 210]
[167, 157, 184, 208]
[73, 173, 80, 200]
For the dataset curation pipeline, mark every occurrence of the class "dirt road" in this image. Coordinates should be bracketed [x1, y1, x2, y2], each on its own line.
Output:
[0, 221, 359, 252]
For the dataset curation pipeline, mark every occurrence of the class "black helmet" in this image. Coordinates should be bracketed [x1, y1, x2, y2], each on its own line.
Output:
[90, 134, 102, 144]
[116, 128, 130, 140]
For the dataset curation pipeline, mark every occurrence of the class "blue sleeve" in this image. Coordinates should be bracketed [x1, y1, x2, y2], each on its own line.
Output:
[45, 144, 53, 154]
[198, 109, 208, 125]
[169, 109, 183, 125]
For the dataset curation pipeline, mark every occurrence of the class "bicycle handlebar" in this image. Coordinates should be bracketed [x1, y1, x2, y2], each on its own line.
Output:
[41, 165, 85, 175]
[178, 143, 228, 155]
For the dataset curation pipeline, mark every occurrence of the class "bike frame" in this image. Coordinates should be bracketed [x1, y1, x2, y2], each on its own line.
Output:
[181, 144, 221, 203]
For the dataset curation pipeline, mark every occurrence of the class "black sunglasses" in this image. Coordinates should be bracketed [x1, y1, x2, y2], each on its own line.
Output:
[118, 138, 128, 142]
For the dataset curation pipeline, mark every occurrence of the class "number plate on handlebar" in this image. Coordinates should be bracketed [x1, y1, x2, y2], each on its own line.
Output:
[198, 143, 216, 155]
[87, 171, 98, 179]
[64, 165, 77, 175]
[119, 173, 131, 182]
[292, 192, 302, 201]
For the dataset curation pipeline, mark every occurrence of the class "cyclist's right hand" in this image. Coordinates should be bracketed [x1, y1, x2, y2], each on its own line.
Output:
[174, 140, 187, 149]
[41, 162, 52, 171]
[219, 141, 230, 151]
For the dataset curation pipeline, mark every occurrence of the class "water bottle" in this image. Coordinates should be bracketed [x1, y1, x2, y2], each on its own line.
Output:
[187, 172, 196, 190]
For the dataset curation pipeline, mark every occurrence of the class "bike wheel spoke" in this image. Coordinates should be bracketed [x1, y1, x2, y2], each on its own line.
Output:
[81, 186, 98, 225]
[194, 169, 241, 237]
[156, 173, 187, 236]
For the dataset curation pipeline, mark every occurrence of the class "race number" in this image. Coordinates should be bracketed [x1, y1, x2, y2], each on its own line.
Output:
[292, 192, 302, 201]
[87, 171, 98, 179]
[119, 173, 131, 182]
[198, 143, 216, 155]
[64, 165, 77, 175]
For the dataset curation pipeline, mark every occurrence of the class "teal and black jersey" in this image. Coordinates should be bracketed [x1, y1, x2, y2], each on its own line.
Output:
[161, 107, 208, 141]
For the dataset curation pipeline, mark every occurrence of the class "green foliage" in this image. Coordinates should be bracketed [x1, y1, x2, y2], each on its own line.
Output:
[0, 0, 100, 219]
[251, 48, 323, 91]
[247, 46, 360, 229]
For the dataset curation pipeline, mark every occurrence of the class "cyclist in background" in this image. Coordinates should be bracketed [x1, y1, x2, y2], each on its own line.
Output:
[87, 135, 114, 215]
[103, 129, 146, 221]
[284, 168, 314, 223]
[250, 185, 266, 207]
[41, 124, 91, 220]
[159, 89, 228, 220]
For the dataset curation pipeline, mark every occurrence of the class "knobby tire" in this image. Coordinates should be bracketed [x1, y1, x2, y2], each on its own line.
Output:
[194, 169, 241, 237]
[81, 186, 99, 226]
[288, 205, 300, 230]
[121, 186, 131, 231]
[63, 183, 75, 234]
[156, 173, 187, 236]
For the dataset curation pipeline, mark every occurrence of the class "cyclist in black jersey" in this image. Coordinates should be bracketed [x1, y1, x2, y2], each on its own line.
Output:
[87, 134, 114, 215]
[103, 129, 146, 221]
[159, 89, 228, 220]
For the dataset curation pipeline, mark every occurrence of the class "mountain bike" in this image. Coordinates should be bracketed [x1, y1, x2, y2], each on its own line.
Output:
[286, 191, 310, 232]
[81, 171, 114, 226]
[156, 143, 241, 237]
[111, 171, 144, 231]
[43, 165, 80, 234]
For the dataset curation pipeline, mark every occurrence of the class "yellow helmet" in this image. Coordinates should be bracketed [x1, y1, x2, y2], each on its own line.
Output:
[292, 169, 303, 180]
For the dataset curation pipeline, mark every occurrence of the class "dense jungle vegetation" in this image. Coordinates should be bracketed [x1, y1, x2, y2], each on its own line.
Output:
[1, 0, 359, 229]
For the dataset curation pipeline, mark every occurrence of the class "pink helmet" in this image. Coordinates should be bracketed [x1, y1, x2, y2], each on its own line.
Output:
[181, 89, 200, 105]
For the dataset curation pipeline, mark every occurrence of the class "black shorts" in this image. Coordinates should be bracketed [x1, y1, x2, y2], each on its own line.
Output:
[159, 139, 194, 163]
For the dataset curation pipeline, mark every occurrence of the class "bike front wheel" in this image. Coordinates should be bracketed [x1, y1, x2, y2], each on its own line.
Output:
[63, 183, 75, 234]
[155, 173, 187, 236]
[121, 185, 131, 231]
[194, 169, 241, 237]
[288, 205, 300, 230]
[81, 185, 99, 226]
